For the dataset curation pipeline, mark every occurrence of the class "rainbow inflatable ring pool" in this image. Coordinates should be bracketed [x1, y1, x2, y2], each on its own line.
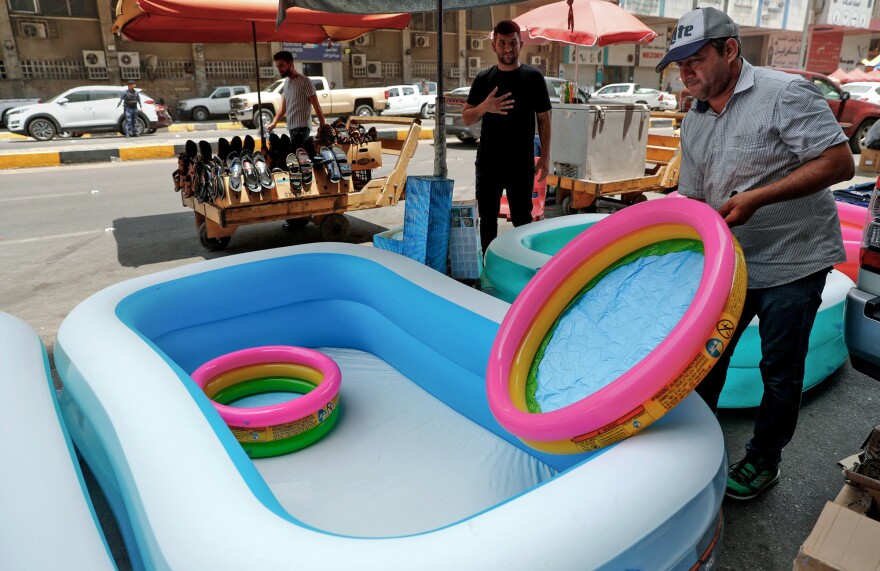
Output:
[482, 202, 855, 409]
[23, 240, 729, 570]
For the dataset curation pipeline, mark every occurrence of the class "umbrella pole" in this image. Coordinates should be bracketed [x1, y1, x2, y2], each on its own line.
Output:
[253, 21, 266, 149]
[434, 0, 448, 178]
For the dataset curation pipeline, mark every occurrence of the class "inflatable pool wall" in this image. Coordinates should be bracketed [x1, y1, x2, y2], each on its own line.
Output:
[55, 243, 726, 570]
[0, 312, 117, 571]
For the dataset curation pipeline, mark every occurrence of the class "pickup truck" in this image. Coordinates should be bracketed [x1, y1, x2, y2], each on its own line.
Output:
[176, 86, 250, 121]
[228, 76, 387, 129]
[1, 97, 42, 127]
[382, 82, 436, 119]
[592, 83, 677, 111]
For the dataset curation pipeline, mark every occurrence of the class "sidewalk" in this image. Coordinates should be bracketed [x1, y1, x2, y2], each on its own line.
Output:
[0, 120, 435, 170]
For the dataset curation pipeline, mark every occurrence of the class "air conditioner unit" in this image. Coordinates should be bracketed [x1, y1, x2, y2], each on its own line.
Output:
[468, 57, 481, 69]
[351, 53, 367, 68]
[469, 38, 484, 51]
[83, 50, 106, 68]
[20, 20, 48, 38]
[448, 66, 460, 78]
[414, 34, 430, 49]
[118, 52, 140, 68]
[529, 55, 543, 66]
[366, 61, 383, 78]
[354, 34, 371, 47]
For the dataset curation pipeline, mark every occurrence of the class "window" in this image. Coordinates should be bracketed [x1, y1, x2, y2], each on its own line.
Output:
[10, 0, 97, 17]
[402, 87, 414, 96]
[64, 90, 89, 103]
[213, 88, 230, 99]
[467, 7, 492, 31]
[813, 78, 840, 101]
[410, 11, 457, 32]
[90, 90, 119, 101]
[233, 87, 248, 95]
[388, 88, 399, 97]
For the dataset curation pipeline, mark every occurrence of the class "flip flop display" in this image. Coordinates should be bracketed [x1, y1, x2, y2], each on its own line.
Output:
[240, 150, 261, 193]
[329, 145, 351, 181]
[319, 146, 341, 184]
[296, 148, 313, 186]
[227, 152, 243, 193]
[252, 151, 275, 190]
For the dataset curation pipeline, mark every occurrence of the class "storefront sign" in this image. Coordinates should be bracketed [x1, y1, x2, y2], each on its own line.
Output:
[817, 0, 872, 29]
[281, 42, 343, 61]
[768, 31, 802, 69]
[638, 26, 667, 67]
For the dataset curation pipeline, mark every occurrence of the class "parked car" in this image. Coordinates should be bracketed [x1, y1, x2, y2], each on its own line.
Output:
[842, 82, 880, 105]
[382, 82, 436, 119]
[843, 184, 880, 381]
[592, 83, 677, 110]
[5, 85, 161, 141]
[444, 78, 596, 143]
[176, 85, 250, 121]
[0, 97, 42, 127]
[153, 102, 174, 131]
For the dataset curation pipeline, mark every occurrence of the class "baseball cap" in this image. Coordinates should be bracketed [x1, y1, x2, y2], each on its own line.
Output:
[127, 79, 136, 84]
[655, 7, 739, 73]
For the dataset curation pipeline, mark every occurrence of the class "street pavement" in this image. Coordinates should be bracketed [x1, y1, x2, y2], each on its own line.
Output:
[1, 133, 879, 570]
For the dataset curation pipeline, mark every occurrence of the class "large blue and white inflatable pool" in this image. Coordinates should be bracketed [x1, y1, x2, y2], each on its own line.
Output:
[54, 243, 725, 570]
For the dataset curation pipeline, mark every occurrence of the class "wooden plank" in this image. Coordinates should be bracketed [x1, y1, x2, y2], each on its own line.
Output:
[646, 146, 675, 164]
[647, 134, 681, 149]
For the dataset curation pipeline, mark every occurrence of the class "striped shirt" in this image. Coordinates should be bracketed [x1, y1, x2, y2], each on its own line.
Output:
[678, 60, 847, 288]
[283, 73, 317, 130]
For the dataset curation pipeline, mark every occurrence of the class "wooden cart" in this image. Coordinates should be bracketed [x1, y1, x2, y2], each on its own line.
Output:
[182, 116, 421, 250]
[547, 133, 681, 214]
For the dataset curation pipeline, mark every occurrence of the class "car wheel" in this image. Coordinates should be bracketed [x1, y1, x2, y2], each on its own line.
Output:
[258, 108, 274, 130]
[851, 119, 875, 154]
[354, 104, 375, 117]
[27, 118, 57, 141]
[135, 116, 148, 136]
[192, 107, 209, 122]
[420, 104, 431, 119]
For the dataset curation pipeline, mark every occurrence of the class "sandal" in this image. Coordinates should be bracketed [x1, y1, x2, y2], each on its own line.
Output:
[333, 119, 350, 145]
[329, 145, 351, 180]
[226, 152, 242, 193]
[217, 138, 231, 161]
[212, 156, 226, 201]
[243, 134, 255, 154]
[230, 136, 243, 156]
[285, 153, 303, 191]
[315, 124, 336, 147]
[319, 146, 341, 183]
[349, 120, 367, 144]
[295, 148, 313, 186]
[252, 150, 275, 190]
[240, 150, 261, 193]
[365, 127, 378, 143]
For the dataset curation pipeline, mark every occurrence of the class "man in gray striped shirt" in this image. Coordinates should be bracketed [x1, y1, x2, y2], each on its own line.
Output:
[656, 7, 853, 501]
[268, 50, 327, 153]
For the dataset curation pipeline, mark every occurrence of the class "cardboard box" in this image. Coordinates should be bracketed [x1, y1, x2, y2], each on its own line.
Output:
[859, 149, 880, 174]
[794, 485, 880, 570]
[794, 426, 880, 570]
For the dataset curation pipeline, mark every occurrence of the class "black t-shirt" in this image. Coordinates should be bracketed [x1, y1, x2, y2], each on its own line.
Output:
[467, 64, 551, 166]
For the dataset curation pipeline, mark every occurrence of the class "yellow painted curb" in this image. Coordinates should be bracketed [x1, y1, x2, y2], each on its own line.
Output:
[119, 145, 177, 161]
[0, 132, 27, 141]
[0, 152, 60, 169]
[396, 127, 434, 140]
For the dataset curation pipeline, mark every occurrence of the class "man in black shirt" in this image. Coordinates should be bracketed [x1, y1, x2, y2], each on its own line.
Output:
[117, 79, 142, 137]
[463, 19, 552, 253]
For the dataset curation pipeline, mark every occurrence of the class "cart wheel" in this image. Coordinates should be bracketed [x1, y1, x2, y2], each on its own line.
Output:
[199, 223, 231, 251]
[283, 217, 310, 230]
[320, 214, 350, 242]
[623, 194, 648, 206]
[561, 196, 574, 216]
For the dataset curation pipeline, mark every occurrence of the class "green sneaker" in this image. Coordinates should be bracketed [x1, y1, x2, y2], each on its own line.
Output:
[725, 457, 780, 500]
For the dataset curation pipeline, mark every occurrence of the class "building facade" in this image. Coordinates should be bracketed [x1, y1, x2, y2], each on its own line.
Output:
[2, 0, 880, 109]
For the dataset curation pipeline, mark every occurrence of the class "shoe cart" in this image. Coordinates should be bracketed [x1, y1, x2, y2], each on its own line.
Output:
[179, 116, 422, 251]
[546, 104, 681, 215]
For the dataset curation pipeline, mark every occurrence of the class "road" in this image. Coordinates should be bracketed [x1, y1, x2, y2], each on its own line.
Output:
[1, 134, 878, 570]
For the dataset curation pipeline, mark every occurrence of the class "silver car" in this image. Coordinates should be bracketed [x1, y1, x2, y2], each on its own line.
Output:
[844, 183, 880, 380]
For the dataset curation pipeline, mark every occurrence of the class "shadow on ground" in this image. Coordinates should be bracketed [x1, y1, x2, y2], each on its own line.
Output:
[112, 212, 389, 267]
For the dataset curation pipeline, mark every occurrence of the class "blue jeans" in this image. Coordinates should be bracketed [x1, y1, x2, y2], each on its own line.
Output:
[124, 106, 138, 136]
[695, 268, 829, 465]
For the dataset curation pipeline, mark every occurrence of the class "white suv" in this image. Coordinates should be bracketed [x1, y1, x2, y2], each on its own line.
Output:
[5, 85, 160, 141]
